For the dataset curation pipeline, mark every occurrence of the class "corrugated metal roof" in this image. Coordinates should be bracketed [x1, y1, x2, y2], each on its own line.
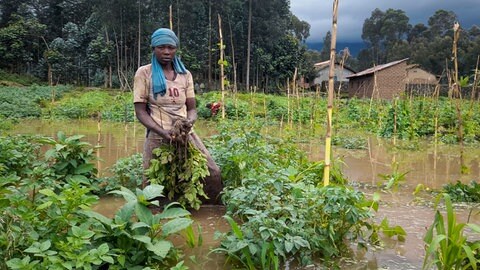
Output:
[346, 58, 409, 78]
[313, 60, 356, 73]
[313, 60, 330, 69]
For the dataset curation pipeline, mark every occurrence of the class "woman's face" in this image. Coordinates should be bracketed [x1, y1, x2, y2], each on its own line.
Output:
[154, 45, 177, 65]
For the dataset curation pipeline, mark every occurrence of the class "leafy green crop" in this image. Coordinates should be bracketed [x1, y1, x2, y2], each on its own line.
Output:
[443, 181, 480, 203]
[147, 142, 209, 210]
[208, 121, 396, 268]
[423, 193, 480, 269]
[1, 134, 195, 269]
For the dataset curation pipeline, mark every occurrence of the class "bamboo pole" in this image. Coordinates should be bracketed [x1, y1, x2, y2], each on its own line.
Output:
[323, 0, 339, 186]
[292, 67, 298, 129]
[227, 15, 238, 94]
[452, 22, 464, 147]
[393, 97, 397, 145]
[246, 0, 252, 92]
[287, 77, 291, 126]
[169, 5, 173, 30]
[469, 55, 479, 110]
[218, 14, 226, 119]
[136, 1, 141, 70]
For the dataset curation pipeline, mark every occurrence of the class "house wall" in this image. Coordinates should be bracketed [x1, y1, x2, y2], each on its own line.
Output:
[348, 77, 374, 98]
[376, 61, 407, 99]
[348, 61, 407, 99]
[313, 66, 355, 85]
[406, 67, 437, 84]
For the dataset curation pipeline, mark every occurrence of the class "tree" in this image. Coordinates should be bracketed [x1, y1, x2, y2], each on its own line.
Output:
[361, 8, 385, 64]
[0, 15, 46, 73]
[361, 8, 411, 64]
[319, 31, 332, 61]
[427, 10, 457, 38]
[290, 14, 310, 43]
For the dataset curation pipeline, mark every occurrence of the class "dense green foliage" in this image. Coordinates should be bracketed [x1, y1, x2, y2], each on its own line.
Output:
[207, 121, 396, 268]
[0, 85, 73, 118]
[443, 181, 480, 203]
[1, 1, 479, 90]
[0, 70, 43, 86]
[98, 153, 143, 194]
[2, 84, 479, 268]
[0, 134, 196, 269]
[0, 0, 313, 90]
[423, 194, 480, 269]
[358, 8, 480, 76]
[0, 86, 133, 122]
[147, 143, 210, 210]
[2, 87, 480, 144]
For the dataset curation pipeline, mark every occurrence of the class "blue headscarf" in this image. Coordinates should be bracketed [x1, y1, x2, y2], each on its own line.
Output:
[150, 28, 187, 99]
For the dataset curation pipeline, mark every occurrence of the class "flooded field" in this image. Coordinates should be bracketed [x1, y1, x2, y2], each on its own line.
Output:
[9, 119, 480, 269]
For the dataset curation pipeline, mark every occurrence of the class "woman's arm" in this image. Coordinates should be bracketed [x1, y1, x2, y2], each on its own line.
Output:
[134, 103, 170, 140]
[186, 97, 197, 127]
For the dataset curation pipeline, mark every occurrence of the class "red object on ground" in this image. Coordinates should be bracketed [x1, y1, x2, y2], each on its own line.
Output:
[207, 102, 221, 116]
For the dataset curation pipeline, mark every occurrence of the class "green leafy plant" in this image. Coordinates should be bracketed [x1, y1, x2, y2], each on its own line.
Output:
[208, 122, 394, 268]
[146, 142, 209, 210]
[423, 193, 480, 270]
[1, 133, 197, 269]
[332, 135, 368, 149]
[37, 131, 100, 190]
[97, 153, 143, 194]
[443, 181, 480, 203]
[378, 162, 409, 191]
[85, 184, 195, 268]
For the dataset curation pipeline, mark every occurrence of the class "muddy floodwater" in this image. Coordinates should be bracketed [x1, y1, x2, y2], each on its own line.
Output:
[9, 119, 480, 269]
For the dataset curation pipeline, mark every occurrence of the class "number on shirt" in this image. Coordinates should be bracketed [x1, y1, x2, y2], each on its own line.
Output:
[168, 88, 179, 97]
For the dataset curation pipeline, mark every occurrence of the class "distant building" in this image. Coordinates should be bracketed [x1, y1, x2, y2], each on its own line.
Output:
[347, 58, 438, 99]
[405, 64, 438, 95]
[312, 60, 356, 86]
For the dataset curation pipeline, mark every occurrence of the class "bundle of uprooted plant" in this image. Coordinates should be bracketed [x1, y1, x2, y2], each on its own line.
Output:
[146, 118, 210, 210]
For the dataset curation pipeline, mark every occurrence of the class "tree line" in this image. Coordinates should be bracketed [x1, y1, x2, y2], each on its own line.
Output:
[323, 8, 480, 80]
[0, 1, 478, 91]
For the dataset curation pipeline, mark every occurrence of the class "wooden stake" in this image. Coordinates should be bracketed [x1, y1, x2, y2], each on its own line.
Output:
[218, 14, 226, 119]
[169, 5, 173, 30]
[323, 0, 339, 186]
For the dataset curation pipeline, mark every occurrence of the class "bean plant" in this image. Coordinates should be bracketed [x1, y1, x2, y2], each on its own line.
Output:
[208, 120, 403, 268]
[0, 134, 196, 269]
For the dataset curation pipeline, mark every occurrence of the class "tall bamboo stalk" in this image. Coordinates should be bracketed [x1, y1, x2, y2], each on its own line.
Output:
[218, 14, 226, 119]
[287, 77, 291, 126]
[452, 22, 464, 147]
[469, 55, 479, 110]
[393, 97, 397, 145]
[169, 5, 173, 30]
[292, 67, 298, 129]
[227, 16, 238, 93]
[246, 0, 252, 92]
[368, 64, 378, 119]
[137, 0, 141, 69]
[207, 1, 212, 90]
[323, 0, 339, 186]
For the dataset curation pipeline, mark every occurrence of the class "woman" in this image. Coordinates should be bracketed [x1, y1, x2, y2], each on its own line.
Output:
[133, 28, 223, 205]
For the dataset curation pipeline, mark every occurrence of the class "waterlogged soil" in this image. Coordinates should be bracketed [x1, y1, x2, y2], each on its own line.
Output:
[10, 119, 480, 269]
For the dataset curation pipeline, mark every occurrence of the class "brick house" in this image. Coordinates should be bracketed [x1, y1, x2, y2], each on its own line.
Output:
[347, 58, 408, 99]
[347, 58, 438, 99]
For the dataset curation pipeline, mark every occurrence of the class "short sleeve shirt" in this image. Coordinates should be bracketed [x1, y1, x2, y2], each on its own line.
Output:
[133, 64, 195, 131]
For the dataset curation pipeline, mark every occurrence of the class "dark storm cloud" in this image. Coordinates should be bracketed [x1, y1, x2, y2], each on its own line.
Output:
[290, 0, 479, 42]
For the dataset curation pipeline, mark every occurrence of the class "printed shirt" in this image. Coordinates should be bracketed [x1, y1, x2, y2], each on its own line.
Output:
[133, 64, 195, 132]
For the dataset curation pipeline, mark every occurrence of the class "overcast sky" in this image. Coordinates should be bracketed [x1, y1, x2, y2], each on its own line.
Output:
[290, 0, 479, 43]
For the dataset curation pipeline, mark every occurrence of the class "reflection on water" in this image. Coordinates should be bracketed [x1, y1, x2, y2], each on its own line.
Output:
[9, 119, 480, 269]
[302, 137, 480, 190]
